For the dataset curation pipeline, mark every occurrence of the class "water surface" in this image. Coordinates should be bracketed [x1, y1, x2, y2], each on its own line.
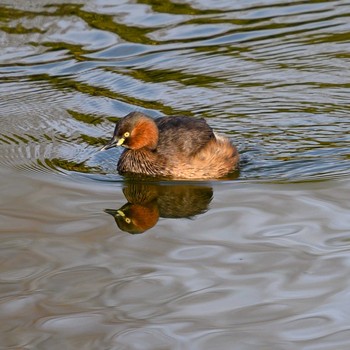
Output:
[1, 0, 350, 349]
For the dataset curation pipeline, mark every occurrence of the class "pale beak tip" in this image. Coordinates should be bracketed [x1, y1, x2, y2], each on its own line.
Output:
[100, 141, 116, 151]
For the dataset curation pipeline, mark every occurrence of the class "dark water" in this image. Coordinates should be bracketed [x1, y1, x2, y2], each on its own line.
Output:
[1, 0, 350, 348]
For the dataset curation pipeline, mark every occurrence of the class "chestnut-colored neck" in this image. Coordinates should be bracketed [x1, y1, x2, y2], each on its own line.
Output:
[129, 118, 159, 150]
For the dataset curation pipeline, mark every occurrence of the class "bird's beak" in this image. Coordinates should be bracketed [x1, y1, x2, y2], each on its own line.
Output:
[100, 136, 124, 151]
[104, 209, 125, 216]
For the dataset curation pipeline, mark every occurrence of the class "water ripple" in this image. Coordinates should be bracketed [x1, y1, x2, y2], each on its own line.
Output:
[1, 2, 350, 348]
[1, 0, 349, 180]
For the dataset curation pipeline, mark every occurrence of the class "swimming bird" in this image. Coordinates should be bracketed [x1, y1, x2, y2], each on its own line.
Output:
[101, 111, 239, 179]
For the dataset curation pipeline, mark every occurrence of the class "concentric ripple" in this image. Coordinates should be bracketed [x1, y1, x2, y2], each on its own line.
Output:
[1, 0, 350, 181]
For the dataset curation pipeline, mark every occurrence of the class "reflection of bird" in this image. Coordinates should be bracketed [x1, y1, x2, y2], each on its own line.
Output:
[102, 112, 239, 179]
[105, 182, 213, 234]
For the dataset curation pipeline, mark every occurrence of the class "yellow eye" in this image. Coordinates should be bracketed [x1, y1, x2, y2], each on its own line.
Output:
[125, 217, 131, 224]
[124, 132, 130, 138]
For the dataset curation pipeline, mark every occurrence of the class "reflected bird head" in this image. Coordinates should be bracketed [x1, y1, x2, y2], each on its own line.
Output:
[105, 202, 159, 234]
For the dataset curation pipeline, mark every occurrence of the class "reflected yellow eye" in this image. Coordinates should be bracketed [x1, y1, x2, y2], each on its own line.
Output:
[124, 132, 130, 138]
[117, 210, 131, 224]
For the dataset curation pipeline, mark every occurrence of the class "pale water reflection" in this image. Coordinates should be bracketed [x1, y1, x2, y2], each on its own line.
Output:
[1, 170, 350, 349]
[1, 0, 350, 349]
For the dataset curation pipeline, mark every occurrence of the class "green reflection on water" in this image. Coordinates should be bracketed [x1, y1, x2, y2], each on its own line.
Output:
[130, 67, 225, 87]
[54, 4, 155, 45]
[47, 158, 99, 173]
[67, 110, 103, 125]
[137, 0, 217, 15]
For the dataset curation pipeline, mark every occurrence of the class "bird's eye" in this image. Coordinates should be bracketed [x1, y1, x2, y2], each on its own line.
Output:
[124, 132, 130, 138]
[125, 217, 131, 224]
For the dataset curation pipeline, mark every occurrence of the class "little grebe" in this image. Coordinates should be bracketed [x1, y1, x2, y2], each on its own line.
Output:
[102, 112, 239, 179]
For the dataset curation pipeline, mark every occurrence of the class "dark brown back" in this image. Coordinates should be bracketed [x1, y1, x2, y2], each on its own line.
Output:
[155, 116, 215, 157]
